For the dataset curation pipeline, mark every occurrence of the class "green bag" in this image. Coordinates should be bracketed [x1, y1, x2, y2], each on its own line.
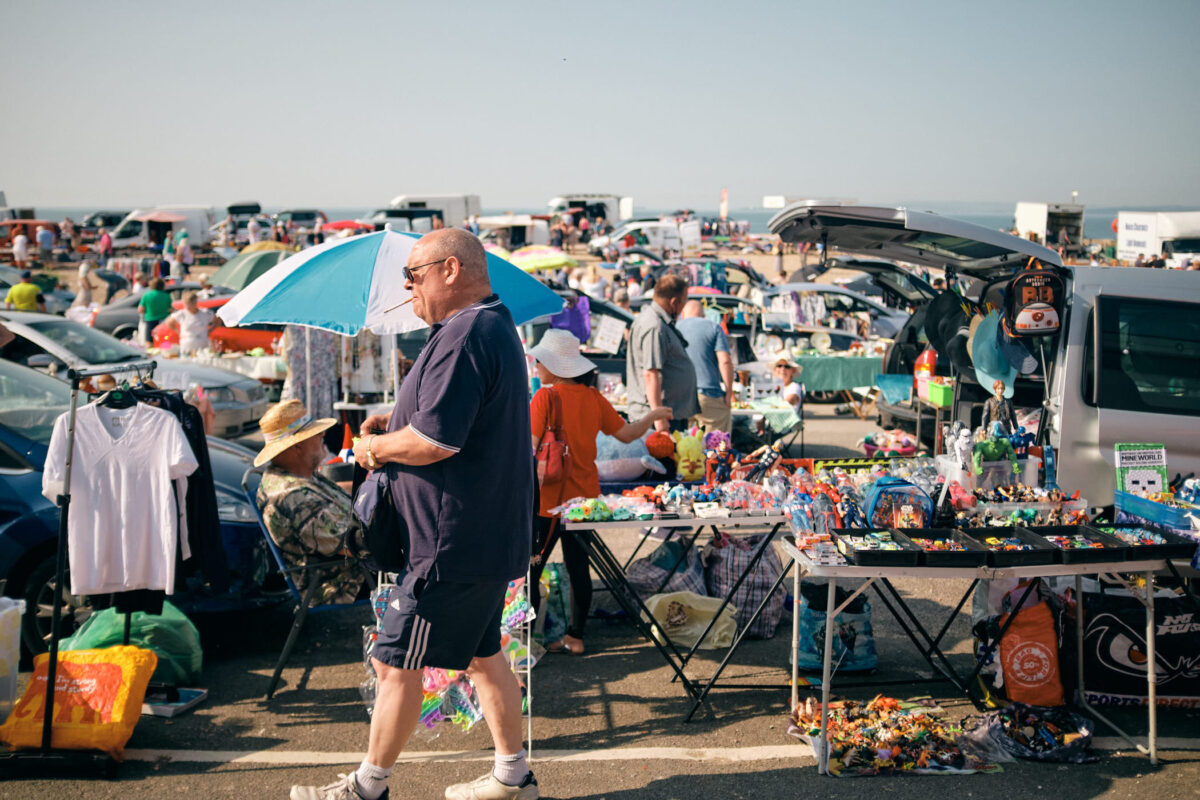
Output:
[62, 601, 203, 685]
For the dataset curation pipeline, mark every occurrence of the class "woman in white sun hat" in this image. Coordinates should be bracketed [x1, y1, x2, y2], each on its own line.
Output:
[528, 328, 672, 654]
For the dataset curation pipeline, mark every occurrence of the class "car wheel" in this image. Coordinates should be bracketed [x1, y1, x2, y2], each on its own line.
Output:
[113, 326, 137, 341]
[808, 391, 838, 403]
[20, 555, 94, 655]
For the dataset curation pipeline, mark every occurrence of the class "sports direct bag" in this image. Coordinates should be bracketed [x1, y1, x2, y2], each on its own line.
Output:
[704, 533, 786, 639]
[0, 646, 157, 759]
[535, 386, 571, 487]
[1004, 258, 1065, 338]
[354, 465, 407, 572]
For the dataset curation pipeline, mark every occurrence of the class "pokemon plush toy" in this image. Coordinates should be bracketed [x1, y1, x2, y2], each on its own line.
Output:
[672, 428, 706, 482]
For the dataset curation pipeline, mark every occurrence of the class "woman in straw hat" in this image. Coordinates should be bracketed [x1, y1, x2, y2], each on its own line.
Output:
[255, 399, 371, 605]
[527, 329, 672, 654]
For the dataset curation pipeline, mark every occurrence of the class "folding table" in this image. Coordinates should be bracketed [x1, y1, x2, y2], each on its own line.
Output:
[561, 515, 789, 720]
[780, 537, 1166, 774]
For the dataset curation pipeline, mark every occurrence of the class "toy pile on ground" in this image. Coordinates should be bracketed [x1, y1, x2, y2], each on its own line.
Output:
[359, 579, 537, 735]
[959, 703, 1098, 764]
[788, 694, 999, 776]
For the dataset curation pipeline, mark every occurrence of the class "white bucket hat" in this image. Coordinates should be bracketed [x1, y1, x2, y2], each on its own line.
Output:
[530, 329, 597, 378]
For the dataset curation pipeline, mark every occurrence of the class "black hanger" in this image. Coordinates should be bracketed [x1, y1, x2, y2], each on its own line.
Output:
[96, 379, 137, 409]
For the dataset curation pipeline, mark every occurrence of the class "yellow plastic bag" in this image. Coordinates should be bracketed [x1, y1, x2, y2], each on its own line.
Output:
[643, 591, 737, 650]
[0, 646, 157, 760]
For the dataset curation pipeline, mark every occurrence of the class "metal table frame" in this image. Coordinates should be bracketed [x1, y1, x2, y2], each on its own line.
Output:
[563, 516, 789, 720]
[781, 538, 1166, 775]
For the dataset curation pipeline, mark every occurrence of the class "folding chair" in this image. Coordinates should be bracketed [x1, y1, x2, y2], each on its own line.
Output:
[241, 467, 370, 699]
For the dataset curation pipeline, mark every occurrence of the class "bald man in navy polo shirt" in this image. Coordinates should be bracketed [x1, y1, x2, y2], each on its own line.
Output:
[291, 229, 537, 800]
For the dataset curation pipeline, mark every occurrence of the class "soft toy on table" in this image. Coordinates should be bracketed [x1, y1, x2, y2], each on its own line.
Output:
[857, 429, 917, 457]
[673, 428, 706, 482]
[595, 432, 667, 482]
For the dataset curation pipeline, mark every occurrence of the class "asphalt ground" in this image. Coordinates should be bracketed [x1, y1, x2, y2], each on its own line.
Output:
[5, 403, 1200, 799]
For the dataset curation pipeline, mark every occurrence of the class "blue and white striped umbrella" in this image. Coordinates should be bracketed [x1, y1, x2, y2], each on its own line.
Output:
[218, 230, 563, 335]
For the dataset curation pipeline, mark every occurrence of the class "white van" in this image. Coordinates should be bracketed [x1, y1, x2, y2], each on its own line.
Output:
[1116, 211, 1200, 267]
[476, 215, 549, 249]
[389, 194, 481, 228]
[769, 204, 1200, 506]
[548, 194, 634, 226]
[587, 220, 682, 256]
[111, 205, 218, 248]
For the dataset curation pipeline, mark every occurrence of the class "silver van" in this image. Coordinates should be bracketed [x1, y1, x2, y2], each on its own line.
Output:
[769, 204, 1200, 506]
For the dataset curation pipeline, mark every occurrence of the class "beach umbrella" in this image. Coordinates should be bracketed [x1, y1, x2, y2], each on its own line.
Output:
[323, 219, 372, 231]
[210, 249, 289, 291]
[483, 243, 511, 260]
[241, 240, 291, 254]
[509, 245, 577, 272]
[218, 229, 564, 336]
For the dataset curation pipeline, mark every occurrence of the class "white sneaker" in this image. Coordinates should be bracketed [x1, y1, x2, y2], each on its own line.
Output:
[444, 771, 538, 800]
[291, 773, 385, 800]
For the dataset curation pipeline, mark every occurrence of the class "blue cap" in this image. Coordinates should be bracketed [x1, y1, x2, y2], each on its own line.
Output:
[971, 311, 1017, 398]
[19, 270, 31, 280]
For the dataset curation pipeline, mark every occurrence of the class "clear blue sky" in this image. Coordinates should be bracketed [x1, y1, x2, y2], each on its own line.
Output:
[2, 0, 1197, 211]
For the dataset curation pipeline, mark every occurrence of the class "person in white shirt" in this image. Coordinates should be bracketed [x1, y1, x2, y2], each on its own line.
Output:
[247, 216, 262, 244]
[11, 230, 29, 269]
[579, 264, 609, 299]
[771, 355, 804, 409]
[173, 237, 194, 278]
[130, 273, 149, 297]
[165, 292, 216, 354]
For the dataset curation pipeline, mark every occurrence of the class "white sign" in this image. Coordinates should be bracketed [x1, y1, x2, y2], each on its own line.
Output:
[1117, 212, 1158, 263]
[591, 315, 627, 355]
[679, 220, 701, 255]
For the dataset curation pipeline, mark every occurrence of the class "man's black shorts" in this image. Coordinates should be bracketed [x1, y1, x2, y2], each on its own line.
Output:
[373, 571, 508, 671]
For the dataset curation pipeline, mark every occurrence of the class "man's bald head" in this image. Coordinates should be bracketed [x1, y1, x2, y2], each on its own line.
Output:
[680, 299, 704, 319]
[416, 228, 489, 281]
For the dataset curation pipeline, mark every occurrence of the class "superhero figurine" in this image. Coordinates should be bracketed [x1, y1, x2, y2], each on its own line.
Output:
[745, 441, 783, 483]
[704, 439, 738, 485]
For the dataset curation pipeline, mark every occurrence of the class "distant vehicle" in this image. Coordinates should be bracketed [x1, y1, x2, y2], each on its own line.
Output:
[764, 280, 913, 339]
[477, 215, 550, 249]
[1116, 210, 1200, 267]
[0, 357, 284, 655]
[1014, 201, 1085, 255]
[548, 194, 634, 226]
[389, 195, 481, 228]
[89, 280, 234, 340]
[361, 207, 445, 233]
[78, 211, 130, 241]
[110, 206, 218, 249]
[273, 209, 328, 230]
[588, 220, 681, 256]
[0, 311, 268, 438]
[213, 202, 272, 246]
[0, 219, 59, 250]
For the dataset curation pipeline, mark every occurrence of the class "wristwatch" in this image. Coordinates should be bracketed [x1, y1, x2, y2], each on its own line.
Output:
[366, 435, 379, 469]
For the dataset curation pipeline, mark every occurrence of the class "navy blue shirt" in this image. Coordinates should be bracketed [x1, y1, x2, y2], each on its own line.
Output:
[387, 295, 533, 583]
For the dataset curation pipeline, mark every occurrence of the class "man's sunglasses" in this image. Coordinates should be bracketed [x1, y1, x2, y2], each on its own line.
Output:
[403, 257, 447, 282]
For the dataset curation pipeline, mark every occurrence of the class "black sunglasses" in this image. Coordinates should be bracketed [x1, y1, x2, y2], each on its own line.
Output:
[403, 257, 447, 282]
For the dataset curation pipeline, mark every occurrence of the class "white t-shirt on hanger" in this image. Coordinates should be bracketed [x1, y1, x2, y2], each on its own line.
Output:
[43, 403, 198, 596]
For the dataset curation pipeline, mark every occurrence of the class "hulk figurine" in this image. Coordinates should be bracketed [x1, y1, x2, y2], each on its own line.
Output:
[972, 421, 1021, 476]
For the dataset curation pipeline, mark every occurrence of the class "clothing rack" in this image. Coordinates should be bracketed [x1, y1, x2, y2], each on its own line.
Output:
[40, 359, 156, 753]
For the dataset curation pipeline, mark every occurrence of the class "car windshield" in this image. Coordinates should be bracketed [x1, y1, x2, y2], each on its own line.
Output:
[26, 319, 143, 364]
[0, 359, 76, 444]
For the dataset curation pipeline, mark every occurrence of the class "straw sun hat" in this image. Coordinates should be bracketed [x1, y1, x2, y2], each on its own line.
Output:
[253, 399, 337, 467]
[529, 329, 597, 379]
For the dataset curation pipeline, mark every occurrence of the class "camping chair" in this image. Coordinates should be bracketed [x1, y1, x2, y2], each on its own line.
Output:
[241, 467, 370, 700]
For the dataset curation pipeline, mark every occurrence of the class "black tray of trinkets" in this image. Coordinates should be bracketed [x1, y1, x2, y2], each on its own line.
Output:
[1026, 525, 1130, 564]
[959, 527, 1058, 567]
[896, 528, 989, 567]
[832, 528, 923, 566]
[1087, 524, 1197, 561]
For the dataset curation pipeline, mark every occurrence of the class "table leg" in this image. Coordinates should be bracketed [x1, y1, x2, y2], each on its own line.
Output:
[791, 563, 802, 711]
[621, 526, 660, 570]
[819, 578, 836, 776]
[874, 579, 968, 690]
[683, 563, 793, 722]
[961, 578, 1040, 693]
[1146, 570, 1157, 765]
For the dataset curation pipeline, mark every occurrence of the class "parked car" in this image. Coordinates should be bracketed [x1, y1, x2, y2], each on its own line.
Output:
[273, 209, 328, 230]
[763, 280, 913, 339]
[0, 358, 283, 654]
[79, 211, 130, 242]
[0, 312, 268, 438]
[90, 281, 234, 340]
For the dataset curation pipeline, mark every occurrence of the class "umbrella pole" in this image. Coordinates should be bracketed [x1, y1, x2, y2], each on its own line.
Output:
[390, 335, 400, 403]
[305, 327, 312, 411]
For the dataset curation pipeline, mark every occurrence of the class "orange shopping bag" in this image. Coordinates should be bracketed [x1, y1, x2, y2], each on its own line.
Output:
[0, 646, 157, 759]
[998, 600, 1064, 707]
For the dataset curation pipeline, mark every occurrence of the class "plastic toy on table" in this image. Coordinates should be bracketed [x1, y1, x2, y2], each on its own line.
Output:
[1008, 426, 1035, 457]
[704, 437, 739, 485]
[972, 422, 1021, 476]
[744, 441, 784, 483]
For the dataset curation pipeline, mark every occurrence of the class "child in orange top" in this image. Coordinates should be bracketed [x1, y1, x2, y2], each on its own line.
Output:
[529, 329, 671, 654]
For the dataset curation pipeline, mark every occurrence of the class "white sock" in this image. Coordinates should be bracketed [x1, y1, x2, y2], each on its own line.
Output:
[353, 759, 392, 800]
[492, 749, 529, 786]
